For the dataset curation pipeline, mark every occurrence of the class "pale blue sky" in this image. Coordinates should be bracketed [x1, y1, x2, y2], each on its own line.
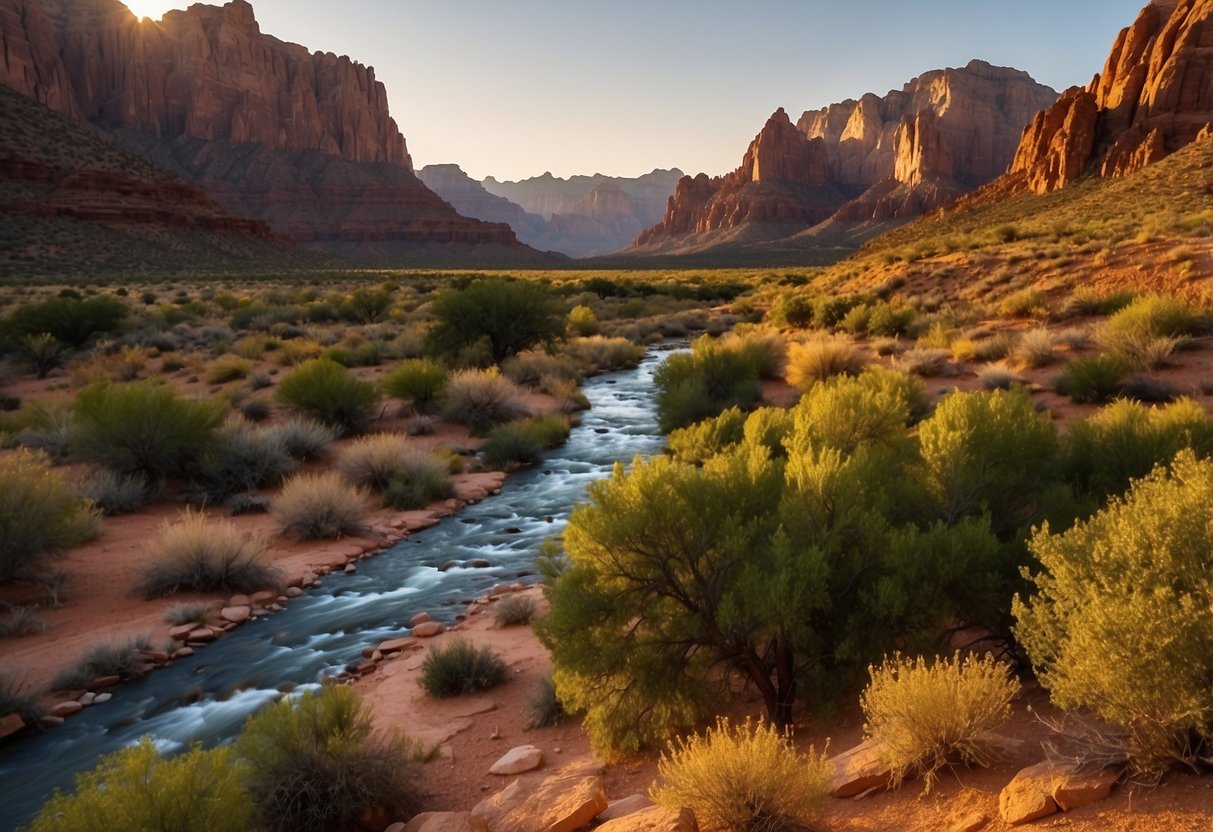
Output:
[125, 0, 1148, 180]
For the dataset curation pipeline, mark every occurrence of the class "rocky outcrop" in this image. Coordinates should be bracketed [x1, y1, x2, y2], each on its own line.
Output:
[1007, 0, 1213, 194]
[0, 0, 540, 260]
[633, 62, 1056, 253]
[418, 164, 548, 244]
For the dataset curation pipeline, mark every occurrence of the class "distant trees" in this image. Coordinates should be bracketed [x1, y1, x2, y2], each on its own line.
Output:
[426, 279, 563, 365]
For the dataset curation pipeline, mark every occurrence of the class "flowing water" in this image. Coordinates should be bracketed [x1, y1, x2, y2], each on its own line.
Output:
[0, 348, 675, 830]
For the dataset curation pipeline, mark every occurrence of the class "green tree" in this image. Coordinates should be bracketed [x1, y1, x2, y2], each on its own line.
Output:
[426, 279, 563, 365]
[24, 739, 251, 832]
[1014, 450, 1213, 775]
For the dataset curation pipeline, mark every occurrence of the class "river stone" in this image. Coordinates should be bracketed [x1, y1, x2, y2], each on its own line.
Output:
[92, 675, 121, 689]
[227, 593, 251, 607]
[0, 713, 25, 740]
[168, 624, 196, 640]
[221, 605, 251, 624]
[412, 621, 445, 638]
[472, 772, 607, 832]
[51, 701, 83, 717]
[378, 637, 421, 655]
[596, 806, 698, 832]
[409, 611, 432, 627]
[402, 812, 489, 832]
[489, 744, 543, 775]
[77, 692, 96, 706]
[186, 627, 216, 643]
[93, 692, 112, 704]
[468, 559, 492, 569]
[285, 586, 304, 598]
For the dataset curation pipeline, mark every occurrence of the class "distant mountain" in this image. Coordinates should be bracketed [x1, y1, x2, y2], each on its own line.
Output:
[630, 60, 1057, 258]
[0, 0, 553, 266]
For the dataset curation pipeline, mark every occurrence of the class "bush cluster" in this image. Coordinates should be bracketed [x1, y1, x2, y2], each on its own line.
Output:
[136, 509, 280, 598]
[275, 359, 377, 436]
[0, 449, 99, 584]
[419, 638, 509, 698]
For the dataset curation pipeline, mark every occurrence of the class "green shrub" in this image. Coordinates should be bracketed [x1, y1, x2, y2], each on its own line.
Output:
[565, 335, 645, 373]
[426, 279, 563, 364]
[0, 671, 44, 723]
[0, 449, 99, 584]
[866, 301, 916, 336]
[481, 415, 571, 471]
[861, 653, 1018, 792]
[793, 368, 917, 454]
[266, 417, 336, 460]
[785, 335, 865, 392]
[77, 468, 149, 515]
[72, 382, 226, 480]
[567, 304, 599, 336]
[527, 675, 567, 729]
[190, 421, 295, 503]
[502, 350, 579, 388]
[651, 717, 830, 832]
[275, 359, 378, 437]
[237, 685, 421, 832]
[338, 434, 415, 491]
[419, 638, 509, 697]
[494, 593, 538, 626]
[896, 347, 953, 377]
[999, 289, 1051, 319]
[440, 368, 529, 434]
[5, 295, 127, 348]
[1054, 355, 1132, 403]
[722, 330, 786, 380]
[381, 359, 448, 414]
[136, 509, 280, 598]
[272, 471, 368, 539]
[207, 356, 252, 384]
[24, 738, 251, 832]
[1015, 450, 1213, 775]
[1103, 294, 1197, 341]
[1011, 328, 1057, 369]
[654, 337, 762, 433]
[50, 634, 153, 691]
[13, 333, 70, 379]
[668, 406, 747, 463]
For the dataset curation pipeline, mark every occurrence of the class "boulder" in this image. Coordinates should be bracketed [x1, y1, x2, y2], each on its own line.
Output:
[51, 701, 83, 717]
[409, 611, 432, 627]
[402, 812, 489, 832]
[827, 739, 892, 798]
[377, 637, 421, 655]
[596, 806, 698, 832]
[998, 762, 1060, 825]
[489, 745, 544, 776]
[472, 772, 607, 832]
[597, 794, 655, 822]
[411, 621, 446, 638]
[1051, 765, 1122, 812]
[221, 605, 251, 624]
[168, 624, 196, 640]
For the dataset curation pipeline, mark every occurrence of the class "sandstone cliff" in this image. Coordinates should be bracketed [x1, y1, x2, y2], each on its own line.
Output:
[634, 62, 1056, 253]
[416, 164, 549, 248]
[0, 0, 538, 260]
[1007, 0, 1213, 194]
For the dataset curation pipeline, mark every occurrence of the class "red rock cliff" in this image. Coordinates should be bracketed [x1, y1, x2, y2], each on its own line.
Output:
[1008, 0, 1213, 194]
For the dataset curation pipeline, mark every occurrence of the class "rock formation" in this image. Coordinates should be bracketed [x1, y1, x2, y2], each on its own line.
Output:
[417, 164, 549, 248]
[0, 0, 539, 261]
[634, 61, 1056, 253]
[1007, 0, 1213, 194]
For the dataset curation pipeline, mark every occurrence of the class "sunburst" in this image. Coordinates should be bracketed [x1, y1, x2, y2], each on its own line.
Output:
[121, 0, 183, 22]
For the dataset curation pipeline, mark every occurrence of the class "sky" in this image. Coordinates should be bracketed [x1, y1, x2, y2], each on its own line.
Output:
[122, 0, 1149, 182]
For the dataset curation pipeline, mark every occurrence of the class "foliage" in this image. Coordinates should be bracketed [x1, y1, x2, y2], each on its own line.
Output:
[207, 356, 253, 384]
[527, 675, 567, 729]
[419, 638, 509, 698]
[653, 336, 763, 433]
[567, 304, 599, 336]
[667, 406, 748, 463]
[481, 415, 571, 470]
[861, 653, 1018, 792]
[72, 382, 226, 480]
[1015, 451, 1213, 775]
[13, 333, 71, 379]
[136, 509, 280, 598]
[0, 671, 44, 723]
[440, 368, 529, 434]
[0, 449, 99, 583]
[426, 279, 563, 364]
[190, 420, 295, 503]
[1011, 328, 1056, 369]
[275, 359, 378, 437]
[1053, 355, 1133, 403]
[381, 455, 455, 510]
[565, 335, 645, 373]
[23, 738, 252, 832]
[381, 359, 448, 414]
[77, 468, 148, 515]
[265, 417, 336, 461]
[273, 472, 368, 540]
[493, 593, 538, 626]
[4, 295, 127, 348]
[238, 685, 422, 832]
[1102, 294, 1197, 341]
[792, 367, 918, 454]
[651, 717, 830, 832]
[50, 634, 153, 691]
[785, 335, 865, 392]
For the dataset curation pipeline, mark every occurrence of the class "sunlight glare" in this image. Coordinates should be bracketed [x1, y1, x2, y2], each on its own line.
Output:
[122, 0, 183, 22]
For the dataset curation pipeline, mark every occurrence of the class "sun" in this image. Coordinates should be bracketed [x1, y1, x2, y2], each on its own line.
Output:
[121, 0, 183, 21]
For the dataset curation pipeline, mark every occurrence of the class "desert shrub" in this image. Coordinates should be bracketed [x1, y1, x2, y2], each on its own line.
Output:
[494, 593, 538, 626]
[1101, 330, 1179, 370]
[741, 407, 795, 458]
[273, 471, 368, 539]
[380, 359, 448, 414]
[441, 368, 529, 434]
[866, 301, 916, 336]
[237, 685, 422, 832]
[1015, 450, 1213, 776]
[419, 638, 509, 698]
[426, 279, 563, 364]
[338, 434, 413, 491]
[502, 349, 579, 388]
[793, 368, 916, 454]
[72, 382, 226, 480]
[275, 359, 377, 437]
[13, 333, 71, 379]
[1053, 355, 1132, 403]
[137, 509, 279, 598]
[999, 289, 1051, 319]
[376, 450, 455, 510]
[976, 363, 1020, 391]
[239, 397, 271, 422]
[0, 449, 100, 583]
[207, 356, 252, 384]
[785, 335, 865, 392]
[50, 634, 153, 691]
[652, 717, 830, 832]
[1011, 328, 1057, 368]
[337, 286, 393, 324]
[527, 675, 567, 729]
[1120, 374, 1179, 403]
[266, 417, 336, 460]
[668, 406, 747, 463]
[0, 671, 44, 723]
[24, 738, 251, 832]
[970, 333, 1015, 362]
[838, 303, 872, 335]
[653, 338, 763, 433]
[481, 415, 571, 471]
[190, 421, 295, 503]
[915, 321, 957, 350]
[77, 468, 149, 515]
[0, 602, 46, 637]
[861, 653, 1018, 792]
[566, 335, 645, 373]
[4, 295, 127, 348]
[1103, 294, 1197, 341]
[896, 347, 953, 377]
[767, 293, 814, 328]
[723, 330, 787, 380]
[164, 602, 211, 627]
[567, 304, 599, 336]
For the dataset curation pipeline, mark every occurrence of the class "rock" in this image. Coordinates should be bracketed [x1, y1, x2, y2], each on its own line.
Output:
[77, 692, 95, 706]
[472, 772, 608, 832]
[285, 586, 304, 598]
[0, 713, 25, 740]
[489, 745, 544, 775]
[1051, 765, 1122, 812]
[250, 590, 278, 605]
[228, 594, 251, 607]
[172, 647, 195, 659]
[168, 624, 196, 640]
[91, 675, 121, 689]
[598, 794, 654, 822]
[140, 650, 170, 664]
[827, 739, 892, 798]
[998, 762, 1060, 825]
[411, 621, 446, 638]
[468, 559, 492, 569]
[409, 612, 432, 627]
[186, 627, 216, 643]
[38, 715, 64, 728]
[93, 692, 112, 704]
[595, 806, 698, 832]
[221, 605, 252, 624]
[51, 701, 83, 717]
[949, 811, 989, 832]
[402, 811, 489, 832]
[377, 637, 421, 655]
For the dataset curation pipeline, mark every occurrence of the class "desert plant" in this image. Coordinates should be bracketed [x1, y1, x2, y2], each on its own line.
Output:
[0, 603, 46, 637]
[785, 335, 865, 391]
[0, 670, 43, 723]
[502, 350, 579, 388]
[976, 363, 1021, 391]
[653, 340, 763, 434]
[896, 347, 953, 377]
[273, 471, 368, 540]
[419, 638, 509, 698]
[5, 295, 127, 348]
[1120, 374, 1179, 403]
[50, 634, 153, 691]
[164, 602, 212, 627]
[207, 356, 252, 384]
[667, 407, 748, 464]
[999, 289, 1051, 319]
[136, 509, 280, 598]
[566, 335, 646, 373]
[861, 653, 1018, 792]
[337, 434, 412, 491]
[190, 421, 295, 503]
[24, 738, 252, 832]
[237, 685, 421, 832]
[440, 368, 529, 434]
[1011, 328, 1057, 369]
[76, 468, 149, 515]
[494, 593, 538, 626]
[275, 359, 377, 436]
[0, 449, 100, 584]
[13, 333, 71, 379]
[527, 675, 567, 729]
[1054, 355, 1133, 403]
[480, 416, 570, 471]
[1102, 294, 1197, 341]
[72, 381, 226, 480]
[266, 417, 336, 460]
[381, 358, 448, 414]
[426, 279, 563, 364]
[651, 717, 831, 832]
